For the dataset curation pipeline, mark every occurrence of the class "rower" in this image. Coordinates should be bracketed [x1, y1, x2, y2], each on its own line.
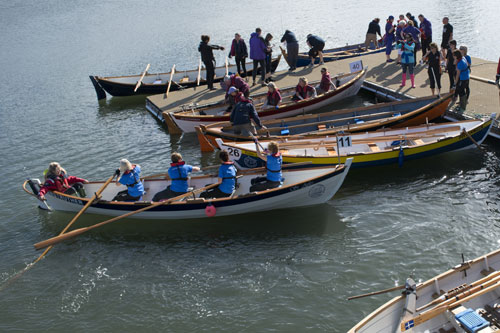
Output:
[249, 140, 283, 192]
[291, 77, 317, 102]
[38, 162, 88, 200]
[112, 159, 145, 201]
[152, 152, 200, 201]
[200, 150, 237, 199]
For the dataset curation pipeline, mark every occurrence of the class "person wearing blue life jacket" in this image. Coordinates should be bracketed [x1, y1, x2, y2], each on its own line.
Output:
[249, 141, 282, 192]
[450, 50, 470, 113]
[200, 150, 237, 199]
[396, 34, 416, 88]
[152, 152, 200, 201]
[112, 159, 145, 201]
[459, 45, 472, 101]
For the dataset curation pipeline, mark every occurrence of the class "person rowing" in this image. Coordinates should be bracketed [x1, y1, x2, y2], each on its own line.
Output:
[37, 162, 88, 200]
[199, 150, 237, 199]
[112, 159, 145, 201]
[249, 140, 282, 192]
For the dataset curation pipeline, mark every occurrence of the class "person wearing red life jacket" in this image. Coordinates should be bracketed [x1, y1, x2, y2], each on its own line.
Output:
[292, 77, 317, 101]
[317, 67, 335, 95]
[112, 159, 145, 201]
[225, 86, 248, 113]
[223, 74, 250, 98]
[200, 150, 237, 199]
[262, 82, 282, 109]
[38, 162, 88, 200]
[250, 141, 282, 192]
[152, 152, 200, 202]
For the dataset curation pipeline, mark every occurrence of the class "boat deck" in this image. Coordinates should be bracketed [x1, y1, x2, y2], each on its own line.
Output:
[145, 51, 499, 134]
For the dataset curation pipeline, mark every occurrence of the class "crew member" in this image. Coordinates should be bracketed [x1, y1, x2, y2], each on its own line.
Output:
[317, 67, 335, 94]
[422, 42, 443, 96]
[225, 86, 247, 112]
[397, 33, 416, 88]
[306, 34, 325, 66]
[230, 100, 267, 136]
[451, 50, 470, 112]
[292, 77, 317, 101]
[385, 16, 396, 62]
[152, 153, 200, 201]
[281, 30, 299, 71]
[198, 35, 225, 90]
[263, 82, 282, 109]
[249, 141, 282, 192]
[113, 159, 145, 201]
[441, 17, 453, 61]
[200, 150, 237, 199]
[223, 74, 250, 98]
[38, 162, 88, 200]
[445, 40, 458, 91]
[365, 18, 381, 49]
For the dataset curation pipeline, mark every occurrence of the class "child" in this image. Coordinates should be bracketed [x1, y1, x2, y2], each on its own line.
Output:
[397, 34, 416, 88]
[249, 141, 282, 192]
[200, 150, 237, 199]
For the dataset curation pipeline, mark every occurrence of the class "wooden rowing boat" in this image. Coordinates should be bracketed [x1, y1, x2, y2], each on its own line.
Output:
[89, 56, 281, 99]
[196, 93, 453, 152]
[293, 40, 392, 67]
[164, 68, 367, 133]
[23, 161, 352, 219]
[348, 247, 500, 332]
[216, 115, 495, 170]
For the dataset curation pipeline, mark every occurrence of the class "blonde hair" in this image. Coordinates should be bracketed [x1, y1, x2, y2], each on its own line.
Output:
[119, 159, 133, 174]
[45, 162, 66, 179]
[267, 82, 277, 91]
[171, 152, 182, 163]
[268, 141, 279, 154]
[299, 77, 308, 85]
[407, 21, 414, 26]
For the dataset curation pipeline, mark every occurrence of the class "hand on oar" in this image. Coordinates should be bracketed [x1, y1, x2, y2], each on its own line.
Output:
[33, 183, 219, 250]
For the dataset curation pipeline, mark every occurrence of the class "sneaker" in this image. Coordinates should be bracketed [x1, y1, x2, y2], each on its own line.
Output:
[386, 59, 394, 63]
[319, 61, 325, 65]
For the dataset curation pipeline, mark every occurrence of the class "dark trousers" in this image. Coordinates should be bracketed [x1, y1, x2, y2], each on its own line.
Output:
[249, 177, 281, 192]
[152, 185, 186, 202]
[235, 57, 247, 78]
[286, 42, 299, 69]
[455, 79, 469, 97]
[265, 54, 272, 75]
[64, 182, 86, 197]
[204, 60, 215, 89]
[428, 67, 441, 89]
[199, 187, 232, 199]
[252, 59, 266, 82]
[447, 66, 456, 90]
[421, 38, 432, 59]
[113, 189, 141, 202]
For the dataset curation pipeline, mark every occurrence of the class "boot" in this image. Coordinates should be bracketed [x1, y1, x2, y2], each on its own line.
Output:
[410, 74, 415, 88]
[400, 73, 406, 87]
[459, 96, 467, 112]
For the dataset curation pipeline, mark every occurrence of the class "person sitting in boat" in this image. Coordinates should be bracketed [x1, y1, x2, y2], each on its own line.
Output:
[152, 153, 200, 202]
[112, 159, 145, 201]
[225, 86, 247, 113]
[37, 162, 88, 200]
[291, 77, 317, 102]
[249, 140, 282, 192]
[316, 67, 335, 95]
[200, 150, 237, 199]
[223, 74, 250, 98]
[262, 82, 282, 109]
[230, 99, 267, 136]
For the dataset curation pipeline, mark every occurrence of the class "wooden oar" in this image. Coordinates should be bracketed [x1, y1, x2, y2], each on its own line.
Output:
[347, 284, 405, 300]
[134, 63, 151, 92]
[163, 64, 176, 99]
[196, 59, 202, 87]
[280, 46, 291, 67]
[462, 128, 485, 152]
[236, 161, 313, 174]
[34, 183, 219, 250]
[225, 57, 229, 76]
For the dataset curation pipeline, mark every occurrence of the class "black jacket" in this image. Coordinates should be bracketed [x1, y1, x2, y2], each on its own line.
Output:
[280, 30, 298, 44]
[198, 41, 222, 64]
[230, 101, 263, 127]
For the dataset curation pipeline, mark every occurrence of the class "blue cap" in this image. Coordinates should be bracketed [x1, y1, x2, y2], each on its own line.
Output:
[389, 15, 394, 20]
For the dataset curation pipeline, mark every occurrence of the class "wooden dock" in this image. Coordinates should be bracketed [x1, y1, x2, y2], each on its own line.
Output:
[145, 51, 499, 135]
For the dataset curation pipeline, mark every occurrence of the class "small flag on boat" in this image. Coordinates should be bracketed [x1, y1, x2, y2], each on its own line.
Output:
[404, 319, 414, 330]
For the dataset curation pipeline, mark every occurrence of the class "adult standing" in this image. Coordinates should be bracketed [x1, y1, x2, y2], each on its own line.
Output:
[406, 12, 418, 27]
[423, 43, 443, 96]
[459, 45, 472, 101]
[451, 50, 470, 112]
[249, 28, 268, 86]
[365, 18, 381, 49]
[403, 21, 421, 66]
[385, 16, 396, 62]
[198, 35, 225, 91]
[396, 20, 407, 64]
[229, 33, 248, 79]
[445, 40, 457, 91]
[230, 100, 267, 136]
[306, 34, 325, 66]
[263, 33, 274, 82]
[441, 17, 453, 61]
[496, 57, 500, 88]
[418, 14, 432, 60]
[280, 30, 299, 71]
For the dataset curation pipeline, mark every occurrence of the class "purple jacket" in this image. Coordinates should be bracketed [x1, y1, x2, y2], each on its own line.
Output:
[419, 18, 432, 39]
[249, 32, 267, 60]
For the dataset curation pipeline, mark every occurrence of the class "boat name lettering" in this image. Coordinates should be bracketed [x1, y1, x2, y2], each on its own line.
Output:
[308, 184, 326, 198]
[54, 193, 84, 205]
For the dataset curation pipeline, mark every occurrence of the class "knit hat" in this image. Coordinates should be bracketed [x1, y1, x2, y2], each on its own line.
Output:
[228, 86, 238, 94]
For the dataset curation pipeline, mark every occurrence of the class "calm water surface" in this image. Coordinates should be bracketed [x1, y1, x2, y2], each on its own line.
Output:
[1, 0, 500, 331]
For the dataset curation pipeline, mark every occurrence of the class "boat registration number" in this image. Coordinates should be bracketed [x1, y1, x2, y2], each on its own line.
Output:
[227, 147, 241, 158]
[338, 135, 352, 148]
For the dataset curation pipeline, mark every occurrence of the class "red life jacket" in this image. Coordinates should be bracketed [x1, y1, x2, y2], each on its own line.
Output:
[296, 84, 313, 99]
[46, 171, 70, 192]
[267, 89, 281, 105]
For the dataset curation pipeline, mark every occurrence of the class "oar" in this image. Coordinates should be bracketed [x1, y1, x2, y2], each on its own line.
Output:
[347, 284, 405, 300]
[196, 59, 202, 88]
[163, 64, 176, 99]
[140, 165, 221, 181]
[462, 128, 486, 152]
[279, 46, 291, 67]
[236, 161, 313, 174]
[134, 63, 151, 92]
[225, 57, 229, 76]
[33, 183, 219, 250]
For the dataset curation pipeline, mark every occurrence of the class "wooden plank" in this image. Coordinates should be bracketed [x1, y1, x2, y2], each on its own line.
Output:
[133, 63, 151, 92]
[164, 64, 176, 99]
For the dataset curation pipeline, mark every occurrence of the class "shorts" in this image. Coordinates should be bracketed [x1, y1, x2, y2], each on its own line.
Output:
[308, 42, 325, 58]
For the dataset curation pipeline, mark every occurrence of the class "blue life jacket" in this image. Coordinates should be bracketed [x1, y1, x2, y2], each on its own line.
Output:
[457, 58, 470, 80]
[218, 162, 237, 194]
[168, 161, 193, 193]
[119, 165, 144, 198]
[266, 153, 282, 182]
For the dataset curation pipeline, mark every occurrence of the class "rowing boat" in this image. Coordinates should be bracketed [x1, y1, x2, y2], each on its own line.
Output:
[216, 115, 494, 170]
[163, 68, 367, 133]
[90, 56, 281, 99]
[348, 248, 500, 332]
[23, 161, 352, 219]
[196, 93, 453, 152]
[292, 41, 391, 67]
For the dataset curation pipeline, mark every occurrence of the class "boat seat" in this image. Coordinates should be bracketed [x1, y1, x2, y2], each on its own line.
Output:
[153, 79, 162, 84]
[368, 143, 380, 152]
[454, 308, 489, 333]
[318, 124, 327, 131]
[414, 139, 425, 145]
[327, 147, 337, 156]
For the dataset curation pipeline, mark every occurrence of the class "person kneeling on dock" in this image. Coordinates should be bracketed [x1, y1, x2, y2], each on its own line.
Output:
[38, 162, 88, 200]
[262, 82, 282, 109]
[113, 159, 145, 201]
[200, 150, 237, 199]
[152, 153, 200, 202]
[230, 100, 267, 136]
[292, 77, 317, 101]
[223, 74, 250, 99]
[249, 141, 282, 192]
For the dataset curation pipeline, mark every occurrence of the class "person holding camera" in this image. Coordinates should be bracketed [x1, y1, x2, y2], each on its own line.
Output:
[397, 34, 416, 88]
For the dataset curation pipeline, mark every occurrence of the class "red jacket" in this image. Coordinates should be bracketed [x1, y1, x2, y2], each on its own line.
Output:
[225, 75, 249, 97]
[320, 72, 332, 92]
[266, 89, 282, 106]
[39, 172, 86, 196]
[296, 84, 315, 99]
[497, 57, 500, 75]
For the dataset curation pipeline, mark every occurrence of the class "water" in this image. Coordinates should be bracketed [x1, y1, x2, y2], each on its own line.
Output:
[1, 0, 500, 331]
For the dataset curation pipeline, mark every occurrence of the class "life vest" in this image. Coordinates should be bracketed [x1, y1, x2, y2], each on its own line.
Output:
[123, 165, 140, 187]
[296, 85, 312, 99]
[170, 161, 188, 181]
[221, 161, 236, 180]
[267, 89, 281, 105]
[266, 152, 282, 172]
[46, 171, 70, 191]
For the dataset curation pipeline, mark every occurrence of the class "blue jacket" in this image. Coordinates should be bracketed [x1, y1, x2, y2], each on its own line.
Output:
[280, 30, 298, 44]
[230, 101, 263, 128]
[119, 165, 144, 198]
[397, 41, 415, 64]
[266, 153, 282, 182]
[419, 18, 432, 39]
[249, 32, 267, 60]
[168, 162, 193, 193]
[403, 26, 421, 47]
[218, 163, 237, 194]
[457, 58, 470, 81]
[385, 22, 395, 41]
